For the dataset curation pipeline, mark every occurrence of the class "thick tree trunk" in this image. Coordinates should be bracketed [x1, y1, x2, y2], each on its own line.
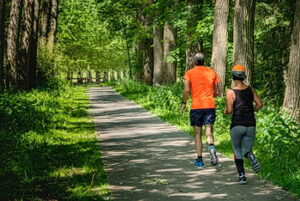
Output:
[233, 0, 256, 85]
[28, 0, 39, 89]
[39, 0, 50, 46]
[185, 0, 203, 71]
[47, 0, 58, 51]
[7, 0, 22, 89]
[135, 42, 143, 81]
[19, 0, 34, 90]
[211, 0, 229, 96]
[282, 0, 300, 122]
[152, 24, 164, 86]
[163, 23, 176, 84]
[0, 0, 5, 88]
[143, 37, 154, 85]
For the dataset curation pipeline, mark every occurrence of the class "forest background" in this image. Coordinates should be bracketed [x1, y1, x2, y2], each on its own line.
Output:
[0, 0, 300, 200]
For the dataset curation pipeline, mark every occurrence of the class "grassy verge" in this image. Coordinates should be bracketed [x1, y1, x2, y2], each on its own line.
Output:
[0, 85, 109, 200]
[113, 80, 300, 198]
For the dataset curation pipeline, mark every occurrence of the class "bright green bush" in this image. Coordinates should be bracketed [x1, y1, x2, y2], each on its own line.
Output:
[0, 86, 109, 200]
[114, 80, 300, 198]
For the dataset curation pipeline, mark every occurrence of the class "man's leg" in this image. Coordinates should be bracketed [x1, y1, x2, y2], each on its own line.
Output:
[205, 124, 218, 166]
[193, 126, 204, 167]
[194, 126, 203, 157]
[205, 124, 214, 145]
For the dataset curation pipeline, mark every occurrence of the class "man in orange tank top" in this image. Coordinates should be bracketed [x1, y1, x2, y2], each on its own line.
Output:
[181, 52, 221, 168]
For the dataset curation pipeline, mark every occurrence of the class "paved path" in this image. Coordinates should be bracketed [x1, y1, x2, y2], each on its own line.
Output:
[88, 87, 298, 201]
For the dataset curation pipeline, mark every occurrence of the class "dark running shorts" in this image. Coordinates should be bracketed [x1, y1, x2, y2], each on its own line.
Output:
[190, 109, 216, 126]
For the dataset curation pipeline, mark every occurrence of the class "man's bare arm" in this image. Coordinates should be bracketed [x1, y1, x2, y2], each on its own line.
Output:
[180, 80, 191, 113]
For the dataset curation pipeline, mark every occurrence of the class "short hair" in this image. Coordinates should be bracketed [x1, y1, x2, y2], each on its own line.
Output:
[193, 53, 205, 66]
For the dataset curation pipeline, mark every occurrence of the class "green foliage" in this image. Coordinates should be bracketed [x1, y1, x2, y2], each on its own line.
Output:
[0, 86, 109, 200]
[57, 0, 128, 72]
[114, 80, 300, 198]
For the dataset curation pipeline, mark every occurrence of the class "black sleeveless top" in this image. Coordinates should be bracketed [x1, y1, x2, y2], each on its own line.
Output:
[231, 86, 256, 128]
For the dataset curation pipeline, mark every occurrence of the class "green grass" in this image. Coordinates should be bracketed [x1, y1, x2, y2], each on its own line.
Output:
[113, 80, 300, 198]
[0, 85, 109, 200]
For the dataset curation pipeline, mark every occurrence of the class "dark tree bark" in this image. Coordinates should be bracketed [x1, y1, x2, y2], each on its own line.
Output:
[233, 0, 256, 85]
[7, 0, 22, 88]
[152, 23, 164, 86]
[143, 37, 154, 85]
[39, 0, 50, 46]
[282, 0, 300, 122]
[47, 0, 58, 51]
[138, 4, 154, 86]
[19, 0, 34, 90]
[185, 0, 203, 71]
[211, 0, 229, 96]
[0, 0, 6, 88]
[135, 42, 143, 81]
[163, 23, 176, 84]
[95, 71, 100, 83]
[28, 0, 39, 89]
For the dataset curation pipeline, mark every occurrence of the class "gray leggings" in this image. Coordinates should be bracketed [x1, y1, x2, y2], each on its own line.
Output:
[230, 126, 256, 159]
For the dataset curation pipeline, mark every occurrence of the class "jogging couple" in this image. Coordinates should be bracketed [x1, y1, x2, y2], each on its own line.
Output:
[181, 53, 263, 184]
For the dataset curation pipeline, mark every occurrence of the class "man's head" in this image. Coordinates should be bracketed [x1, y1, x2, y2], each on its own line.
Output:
[232, 65, 246, 81]
[193, 53, 205, 66]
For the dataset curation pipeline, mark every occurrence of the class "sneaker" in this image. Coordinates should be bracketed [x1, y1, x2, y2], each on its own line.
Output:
[208, 146, 218, 166]
[237, 175, 247, 185]
[194, 159, 205, 168]
[247, 152, 260, 173]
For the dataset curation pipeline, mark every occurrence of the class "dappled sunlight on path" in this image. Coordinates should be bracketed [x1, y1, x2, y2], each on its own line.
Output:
[88, 87, 298, 201]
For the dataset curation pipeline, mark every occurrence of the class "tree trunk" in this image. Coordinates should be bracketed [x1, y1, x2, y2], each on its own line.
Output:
[143, 37, 154, 85]
[211, 0, 229, 96]
[135, 42, 143, 81]
[19, 0, 34, 90]
[0, 0, 6, 88]
[117, 71, 122, 81]
[110, 71, 115, 81]
[282, 0, 300, 122]
[163, 23, 176, 85]
[233, 0, 256, 85]
[77, 71, 83, 83]
[7, 0, 22, 89]
[103, 71, 108, 81]
[95, 71, 100, 83]
[39, 0, 50, 46]
[185, 0, 203, 71]
[47, 0, 58, 51]
[153, 23, 164, 86]
[28, 0, 39, 89]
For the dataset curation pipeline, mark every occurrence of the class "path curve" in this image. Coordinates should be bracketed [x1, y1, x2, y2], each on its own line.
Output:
[88, 87, 298, 201]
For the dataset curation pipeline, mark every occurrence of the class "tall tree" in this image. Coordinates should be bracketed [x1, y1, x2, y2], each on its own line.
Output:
[47, 0, 58, 51]
[143, 37, 154, 85]
[0, 0, 5, 88]
[39, 0, 50, 46]
[152, 22, 164, 86]
[282, 0, 300, 122]
[163, 23, 176, 84]
[233, 0, 256, 85]
[29, 0, 39, 88]
[7, 0, 22, 88]
[211, 0, 229, 95]
[185, 0, 203, 71]
[19, 0, 34, 89]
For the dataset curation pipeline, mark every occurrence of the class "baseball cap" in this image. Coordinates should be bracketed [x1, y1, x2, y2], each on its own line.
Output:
[232, 65, 246, 79]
